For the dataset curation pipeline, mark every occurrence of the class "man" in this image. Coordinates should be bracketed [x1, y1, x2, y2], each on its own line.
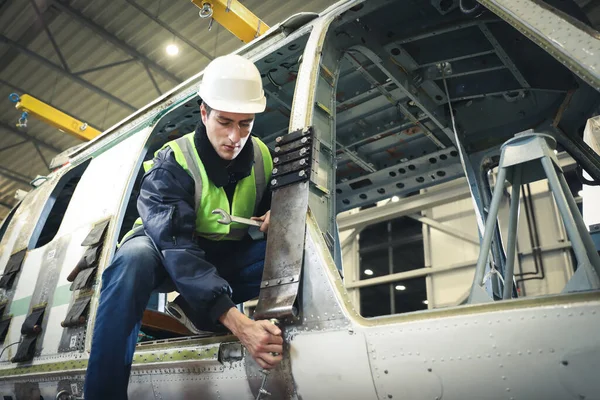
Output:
[84, 54, 283, 399]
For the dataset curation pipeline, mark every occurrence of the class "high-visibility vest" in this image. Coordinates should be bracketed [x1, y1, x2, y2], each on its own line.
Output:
[125, 132, 272, 242]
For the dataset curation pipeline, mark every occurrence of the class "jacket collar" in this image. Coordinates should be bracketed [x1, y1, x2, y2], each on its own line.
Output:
[193, 123, 254, 188]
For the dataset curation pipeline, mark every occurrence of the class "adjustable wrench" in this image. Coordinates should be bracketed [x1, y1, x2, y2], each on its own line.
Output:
[211, 208, 262, 227]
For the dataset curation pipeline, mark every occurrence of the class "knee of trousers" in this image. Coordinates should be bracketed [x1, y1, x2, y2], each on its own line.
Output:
[102, 236, 160, 287]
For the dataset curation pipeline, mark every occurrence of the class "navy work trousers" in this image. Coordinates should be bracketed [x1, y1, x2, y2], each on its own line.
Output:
[83, 234, 266, 400]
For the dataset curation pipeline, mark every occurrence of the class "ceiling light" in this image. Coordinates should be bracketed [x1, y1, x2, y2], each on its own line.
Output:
[395, 285, 406, 291]
[364, 269, 373, 276]
[422, 300, 428, 305]
[166, 44, 179, 56]
[391, 196, 399, 202]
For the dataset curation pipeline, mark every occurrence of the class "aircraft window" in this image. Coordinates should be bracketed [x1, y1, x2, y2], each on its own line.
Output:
[30, 160, 91, 249]
[358, 217, 428, 317]
[0, 202, 21, 246]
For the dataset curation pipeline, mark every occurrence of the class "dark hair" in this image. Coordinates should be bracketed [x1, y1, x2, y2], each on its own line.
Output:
[202, 101, 212, 115]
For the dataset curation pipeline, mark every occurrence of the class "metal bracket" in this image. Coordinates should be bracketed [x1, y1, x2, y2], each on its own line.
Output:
[270, 127, 314, 190]
[260, 274, 300, 289]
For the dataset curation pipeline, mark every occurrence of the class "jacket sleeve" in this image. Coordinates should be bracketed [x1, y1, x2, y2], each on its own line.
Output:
[137, 148, 235, 322]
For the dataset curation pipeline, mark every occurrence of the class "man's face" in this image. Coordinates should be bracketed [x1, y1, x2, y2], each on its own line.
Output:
[200, 104, 255, 161]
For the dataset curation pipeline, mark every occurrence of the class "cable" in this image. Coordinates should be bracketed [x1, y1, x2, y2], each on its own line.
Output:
[0, 340, 21, 360]
[266, 71, 283, 89]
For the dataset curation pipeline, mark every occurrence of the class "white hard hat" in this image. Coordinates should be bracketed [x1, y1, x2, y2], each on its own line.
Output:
[197, 54, 266, 114]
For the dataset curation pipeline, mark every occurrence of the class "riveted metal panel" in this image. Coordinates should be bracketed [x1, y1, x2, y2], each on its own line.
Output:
[365, 301, 600, 399]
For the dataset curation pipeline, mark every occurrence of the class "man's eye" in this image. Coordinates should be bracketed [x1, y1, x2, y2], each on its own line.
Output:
[241, 123, 251, 128]
[218, 121, 230, 126]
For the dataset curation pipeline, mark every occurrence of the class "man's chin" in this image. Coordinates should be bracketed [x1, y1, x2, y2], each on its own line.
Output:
[218, 151, 237, 161]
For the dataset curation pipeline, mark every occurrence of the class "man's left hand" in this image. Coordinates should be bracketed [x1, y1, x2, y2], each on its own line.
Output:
[251, 211, 270, 233]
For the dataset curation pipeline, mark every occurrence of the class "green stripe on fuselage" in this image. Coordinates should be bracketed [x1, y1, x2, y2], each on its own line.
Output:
[9, 284, 73, 317]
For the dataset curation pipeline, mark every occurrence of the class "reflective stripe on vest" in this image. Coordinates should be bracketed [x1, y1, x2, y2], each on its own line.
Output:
[169, 133, 272, 241]
[121, 132, 272, 244]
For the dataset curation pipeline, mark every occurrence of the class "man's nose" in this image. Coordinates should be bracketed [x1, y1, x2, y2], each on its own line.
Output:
[228, 126, 241, 143]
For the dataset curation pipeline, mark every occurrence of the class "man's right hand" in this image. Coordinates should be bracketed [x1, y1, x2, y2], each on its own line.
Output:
[219, 308, 283, 369]
[237, 319, 283, 369]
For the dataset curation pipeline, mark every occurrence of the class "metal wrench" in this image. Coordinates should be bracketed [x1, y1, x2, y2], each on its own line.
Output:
[211, 208, 262, 227]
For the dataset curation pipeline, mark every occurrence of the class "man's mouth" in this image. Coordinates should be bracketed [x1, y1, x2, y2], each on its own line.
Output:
[222, 144, 237, 151]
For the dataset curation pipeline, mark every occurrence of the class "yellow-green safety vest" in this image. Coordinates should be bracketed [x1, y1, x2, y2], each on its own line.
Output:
[126, 132, 272, 242]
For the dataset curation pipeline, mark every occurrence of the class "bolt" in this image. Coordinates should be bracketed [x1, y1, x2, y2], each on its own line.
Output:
[265, 282, 270, 286]
[272, 168, 278, 174]
[299, 148, 307, 155]
[289, 277, 294, 282]
[273, 157, 279, 163]
[276, 136, 283, 143]
[299, 159, 306, 165]
[299, 170, 306, 177]
[275, 146, 281, 153]
[277, 279, 282, 284]
[271, 179, 277, 186]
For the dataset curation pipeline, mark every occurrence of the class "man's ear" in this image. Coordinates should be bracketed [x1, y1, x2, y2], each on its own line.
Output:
[200, 103, 208, 125]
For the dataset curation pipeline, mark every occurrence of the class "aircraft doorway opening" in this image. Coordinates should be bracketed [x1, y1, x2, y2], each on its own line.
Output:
[115, 32, 310, 342]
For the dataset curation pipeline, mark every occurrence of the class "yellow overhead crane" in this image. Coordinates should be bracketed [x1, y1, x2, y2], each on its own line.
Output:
[191, 0, 269, 43]
[9, 93, 101, 142]
[8, 1, 267, 143]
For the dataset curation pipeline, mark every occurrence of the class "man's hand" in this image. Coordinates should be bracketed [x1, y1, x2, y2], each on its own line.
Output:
[251, 210, 270, 233]
[219, 307, 283, 369]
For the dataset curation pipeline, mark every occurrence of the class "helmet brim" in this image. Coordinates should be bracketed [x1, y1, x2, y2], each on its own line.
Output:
[199, 94, 266, 114]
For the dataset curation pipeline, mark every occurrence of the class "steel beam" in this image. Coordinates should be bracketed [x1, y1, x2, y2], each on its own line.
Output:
[0, 121, 62, 154]
[345, 259, 476, 289]
[359, 233, 423, 254]
[0, 166, 33, 186]
[144, 64, 162, 96]
[419, 50, 499, 69]
[0, 140, 29, 153]
[30, 0, 70, 72]
[51, 0, 182, 85]
[477, 0, 600, 91]
[343, 51, 446, 148]
[336, 147, 464, 212]
[125, 0, 213, 61]
[478, 22, 530, 88]
[0, 34, 136, 112]
[408, 214, 480, 246]
[74, 58, 137, 76]
[337, 178, 471, 231]
[34, 143, 50, 170]
[336, 141, 376, 173]
[394, 19, 491, 45]
[0, 0, 57, 75]
[345, 241, 573, 289]
[347, 39, 454, 143]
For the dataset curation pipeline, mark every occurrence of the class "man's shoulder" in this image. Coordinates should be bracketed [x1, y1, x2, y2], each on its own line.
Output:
[147, 146, 189, 178]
